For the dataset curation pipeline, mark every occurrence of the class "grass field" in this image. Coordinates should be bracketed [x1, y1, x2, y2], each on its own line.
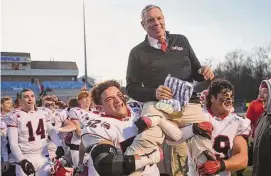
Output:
[232, 167, 252, 176]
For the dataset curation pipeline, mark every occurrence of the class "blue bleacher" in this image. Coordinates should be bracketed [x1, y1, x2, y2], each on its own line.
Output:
[42, 81, 84, 89]
[1, 81, 40, 92]
[1, 81, 84, 91]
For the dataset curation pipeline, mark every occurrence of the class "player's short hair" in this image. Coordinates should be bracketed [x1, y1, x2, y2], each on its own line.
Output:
[91, 80, 122, 105]
[68, 98, 78, 107]
[77, 91, 90, 101]
[55, 101, 67, 109]
[206, 79, 235, 108]
[42, 96, 55, 102]
[141, 4, 162, 21]
[19, 88, 34, 99]
[1, 96, 12, 104]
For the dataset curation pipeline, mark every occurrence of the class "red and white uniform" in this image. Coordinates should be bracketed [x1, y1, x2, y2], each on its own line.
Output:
[188, 110, 251, 176]
[82, 101, 159, 176]
[52, 109, 68, 129]
[5, 107, 61, 176]
[68, 107, 100, 166]
[47, 109, 65, 159]
[1, 113, 17, 164]
[1, 114, 8, 163]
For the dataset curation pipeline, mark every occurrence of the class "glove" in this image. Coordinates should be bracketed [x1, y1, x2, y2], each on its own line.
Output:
[134, 117, 152, 133]
[55, 146, 65, 159]
[198, 151, 226, 176]
[74, 163, 85, 176]
[20, 159, 35, 175]
[193, 122, 213, 139]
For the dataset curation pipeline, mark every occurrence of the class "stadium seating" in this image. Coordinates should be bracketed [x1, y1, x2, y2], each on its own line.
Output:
[42, 81, 84, 89]
[1, 81, 40, 92]
[1, 81, 90, 101]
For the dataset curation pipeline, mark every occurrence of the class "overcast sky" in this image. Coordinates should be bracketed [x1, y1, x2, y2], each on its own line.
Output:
[2, 0, 271, 82]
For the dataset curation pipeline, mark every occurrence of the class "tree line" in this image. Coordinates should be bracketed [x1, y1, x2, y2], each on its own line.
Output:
[206, 42, 271, 101]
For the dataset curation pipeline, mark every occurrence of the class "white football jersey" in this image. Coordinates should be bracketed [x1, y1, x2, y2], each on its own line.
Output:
[1, 113, 17, 163]
[83, 103, 158, 176]
[81, 110, 139, 176]
[1, 115, 8, 162]
[5, 107, 52, 156]
[68, 107, 101, 145]
[189, 110, 251, 176]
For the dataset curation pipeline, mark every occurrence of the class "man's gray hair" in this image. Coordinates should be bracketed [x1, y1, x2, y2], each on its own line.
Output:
[141, 4, 162, 21]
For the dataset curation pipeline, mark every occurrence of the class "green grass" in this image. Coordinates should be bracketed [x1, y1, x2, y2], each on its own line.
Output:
[231, 167, 252, 176]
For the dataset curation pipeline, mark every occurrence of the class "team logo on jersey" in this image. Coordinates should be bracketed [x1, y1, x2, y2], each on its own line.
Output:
[101, 122, 110, 129]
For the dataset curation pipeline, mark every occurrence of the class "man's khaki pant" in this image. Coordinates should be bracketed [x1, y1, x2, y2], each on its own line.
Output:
[126, 102, 212, 176]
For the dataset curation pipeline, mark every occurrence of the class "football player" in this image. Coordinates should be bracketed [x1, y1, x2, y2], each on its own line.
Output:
[5, 89, 65, 176]
[196, 79, 251, 176]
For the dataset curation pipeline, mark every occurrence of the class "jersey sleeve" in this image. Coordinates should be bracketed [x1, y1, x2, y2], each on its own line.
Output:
[68, 108, 81, 121]
[1, 121, 8, 162]
[237, 116, 251, 139]
[38, 107, 53, 122]
[59, 110, 68, 123]
[4, 111, 19, 128]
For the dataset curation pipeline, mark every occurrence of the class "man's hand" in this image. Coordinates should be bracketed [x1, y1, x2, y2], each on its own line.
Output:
[55, 146, 65, 159]
[74, 163, 85, 176]
[198, 151, 226, 176]
[20, 159, 35, 175]
[198, 66, 215, 80]
[1, 161, 9, 172]
[156, 85, 173, 100]
[193, 122, 213, 139]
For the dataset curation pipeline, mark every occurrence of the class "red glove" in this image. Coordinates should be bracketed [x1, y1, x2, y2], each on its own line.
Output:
[193, 122, 213, 139]
[198, 151, 226, 176]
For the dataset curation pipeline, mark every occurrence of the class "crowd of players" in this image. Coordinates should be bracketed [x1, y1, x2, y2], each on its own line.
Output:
[1, 78, 269, 176]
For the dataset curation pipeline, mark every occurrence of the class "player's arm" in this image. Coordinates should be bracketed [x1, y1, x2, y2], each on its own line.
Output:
[7, 126, 24, 161]
[68, 109, 82, 136]
[4, 114, 24, 162]
[46, 121, 65, 159]
[57, 119, 76, 133]
[136, 117, 213, 144]
[1, 125, 9, 163]
[224, 136, 248, 171]
[1, 135, 9, 171]
[46, 122, 62, 147]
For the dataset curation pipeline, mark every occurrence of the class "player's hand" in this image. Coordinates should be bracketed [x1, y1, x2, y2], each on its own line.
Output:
[156, 85, 173, 100]
[20, 159, 35, 175]
[134, 117, 152, 133]
[55, 146, 65, 159]
[74, 163, 85, 176]
[193, 122, 213, 139]
[198, 159, 226, 176]
[198, 66, 215, 80]
[198, 151, 226, 176]
[1, 161, 9, 172]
